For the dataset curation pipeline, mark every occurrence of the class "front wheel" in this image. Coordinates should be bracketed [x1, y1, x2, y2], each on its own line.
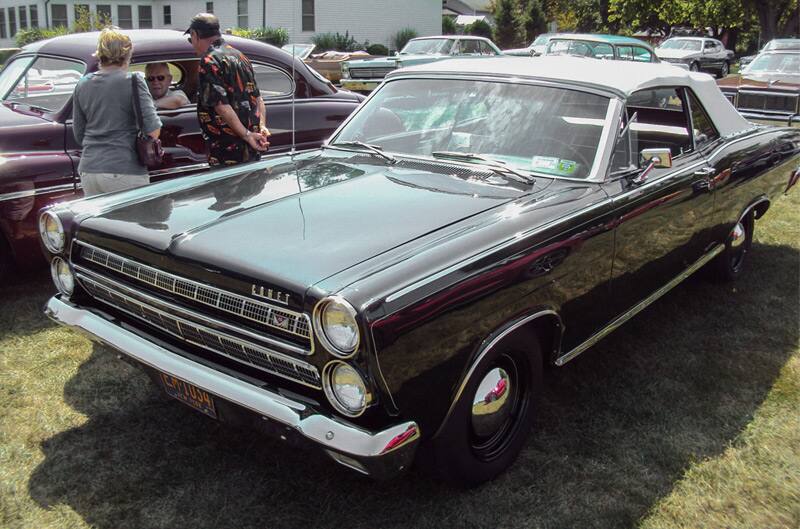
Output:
[690, 61, 700, 72]
[430, 331, 542, 487]
[711, 212, 754, 282]
[717, 61, 730, 78]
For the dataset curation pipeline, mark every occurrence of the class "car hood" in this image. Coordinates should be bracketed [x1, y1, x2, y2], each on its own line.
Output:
[503, 47, 531, 56]
[717, 72, 800, 90]
[75, 151, 543, 305]
[655, 48, 699, 59]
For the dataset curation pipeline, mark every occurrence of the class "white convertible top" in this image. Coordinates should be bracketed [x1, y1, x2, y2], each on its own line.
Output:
[393, 56, 750, 137]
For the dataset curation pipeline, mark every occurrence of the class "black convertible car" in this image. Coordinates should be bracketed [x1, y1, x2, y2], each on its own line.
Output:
[43, 57, 799, 485]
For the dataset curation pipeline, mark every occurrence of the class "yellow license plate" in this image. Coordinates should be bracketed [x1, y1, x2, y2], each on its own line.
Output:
[159, 373, 217, 419]
[341, 81, 378, 91]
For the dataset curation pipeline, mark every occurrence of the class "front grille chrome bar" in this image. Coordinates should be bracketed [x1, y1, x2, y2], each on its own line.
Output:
[76, 270, 322, 389]
[74, 240, 312, 344]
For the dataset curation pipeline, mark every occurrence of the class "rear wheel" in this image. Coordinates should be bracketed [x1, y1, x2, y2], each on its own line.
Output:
[431, 331, 542, 487]
[711, 211, 754, 282]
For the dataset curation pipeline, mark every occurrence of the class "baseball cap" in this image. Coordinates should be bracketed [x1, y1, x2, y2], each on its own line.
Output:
[184, 13, 220, 35]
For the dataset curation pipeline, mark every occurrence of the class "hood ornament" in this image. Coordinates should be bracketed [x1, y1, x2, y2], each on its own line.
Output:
[251, 285, 290, 305]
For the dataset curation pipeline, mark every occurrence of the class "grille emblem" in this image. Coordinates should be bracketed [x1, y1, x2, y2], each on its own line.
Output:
[252, 285, 290, 305]
[272, 313, 290, 328]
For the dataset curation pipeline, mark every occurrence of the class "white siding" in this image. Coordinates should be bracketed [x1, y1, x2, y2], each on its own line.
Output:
[0, 0, 440, 49]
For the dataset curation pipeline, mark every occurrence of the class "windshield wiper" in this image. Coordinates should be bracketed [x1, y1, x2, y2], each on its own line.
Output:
[431, 151, 535, 184]
[328, 141, 396, 164]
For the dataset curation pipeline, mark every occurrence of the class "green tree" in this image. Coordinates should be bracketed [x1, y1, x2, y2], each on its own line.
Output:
[493, 0, 519, 48]
[466, 19, 494, 39]
[518, 0, 548, 43]
[443, 15, 457, 35]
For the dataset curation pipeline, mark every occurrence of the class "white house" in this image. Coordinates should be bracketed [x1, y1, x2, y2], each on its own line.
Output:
[0, 0, 440, 48]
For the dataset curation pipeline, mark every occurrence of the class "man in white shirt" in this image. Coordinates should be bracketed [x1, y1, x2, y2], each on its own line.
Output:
[145, 62, 190, 110]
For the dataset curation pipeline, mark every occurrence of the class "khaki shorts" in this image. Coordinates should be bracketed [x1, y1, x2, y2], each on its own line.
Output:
[80, 172, 150, 197]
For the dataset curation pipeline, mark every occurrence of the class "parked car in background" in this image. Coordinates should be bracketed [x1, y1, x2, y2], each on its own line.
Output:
[43, 56, 799, 486]
[739, 38, 800, 69]
[282, 43, 378, 83]
[340, 35, 502, 93]
[718, 49, 800, 126]
[655, 37, 734, 77]
[503, 33, 554, 56]
[0, 30, 365, 282]
[544, 34, 659, 63]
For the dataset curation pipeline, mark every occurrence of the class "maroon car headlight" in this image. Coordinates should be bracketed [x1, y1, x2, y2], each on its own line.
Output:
[50, 256, 75, 297]
[314, 296, 360, 357]
[39, 210, 65, 254]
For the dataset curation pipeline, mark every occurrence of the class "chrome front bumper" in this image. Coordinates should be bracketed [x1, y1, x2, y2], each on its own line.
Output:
[45, 296, 420, 479]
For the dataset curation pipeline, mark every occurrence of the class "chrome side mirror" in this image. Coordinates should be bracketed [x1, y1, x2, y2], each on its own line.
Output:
[632, 148, 673, 185]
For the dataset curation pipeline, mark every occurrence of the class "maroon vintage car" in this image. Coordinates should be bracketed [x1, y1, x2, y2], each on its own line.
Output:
[0, 29, 364, 281]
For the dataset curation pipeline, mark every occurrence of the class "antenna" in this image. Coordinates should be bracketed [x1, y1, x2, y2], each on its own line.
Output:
[290, 2, 296, 161]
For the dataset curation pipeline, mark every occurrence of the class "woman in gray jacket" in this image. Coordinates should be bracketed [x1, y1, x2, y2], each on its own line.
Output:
[73, 27, 161, 196]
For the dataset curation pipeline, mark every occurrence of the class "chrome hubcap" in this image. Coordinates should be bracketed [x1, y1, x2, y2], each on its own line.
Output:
[730, 221, 746, 249]
[471, 367, 513, 438]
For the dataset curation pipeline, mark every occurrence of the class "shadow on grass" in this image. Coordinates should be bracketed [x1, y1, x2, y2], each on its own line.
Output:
[28, 243, 799, 529]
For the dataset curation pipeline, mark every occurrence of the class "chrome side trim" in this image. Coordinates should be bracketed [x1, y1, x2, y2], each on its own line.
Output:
[555, 243, 725, 366]
[74, 240, 313, 344]
[435, 309, 562, 437]
[0, 183, 75, 202]
[76, 271, 322, 388]
[147, 162, 210, 178]
[44, 296, 420, 478]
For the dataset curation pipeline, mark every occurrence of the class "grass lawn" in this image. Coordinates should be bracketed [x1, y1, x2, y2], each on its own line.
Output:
[1, 191, 798, 529]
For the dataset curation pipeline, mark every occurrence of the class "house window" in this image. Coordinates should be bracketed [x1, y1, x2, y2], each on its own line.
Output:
[162, 5, 171, 25]
[237, 0, 247, 27]
[206, 2, 214, 13]
[138, 5, 152, 28]
[302, 0, 314, 31]
[51, 4, 67, 27]
[97, 4, 111, 24]
[118, 5, 132, 28]
[8, 7, 16, 35]
[0, 10, 6, 39]
[29, 4, 38, 28]
[18, 6, 27, 30]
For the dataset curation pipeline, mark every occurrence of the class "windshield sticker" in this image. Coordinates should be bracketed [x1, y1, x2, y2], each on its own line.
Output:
[531, 156, 578, 176]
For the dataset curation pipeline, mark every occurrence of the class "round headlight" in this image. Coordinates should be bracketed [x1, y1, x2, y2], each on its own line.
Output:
[315, 297, 359, 356]
[341, 63, 350, 79]
[39, 211, 65, 254]
[324, 362, 370, 416]
[50, 256, 74, 296]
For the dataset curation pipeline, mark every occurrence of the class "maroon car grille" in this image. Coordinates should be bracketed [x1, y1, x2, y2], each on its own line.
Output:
[737, 91, 798, 113]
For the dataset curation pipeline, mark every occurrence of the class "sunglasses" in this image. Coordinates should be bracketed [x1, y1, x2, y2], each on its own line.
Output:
[146, 75, 167, 82]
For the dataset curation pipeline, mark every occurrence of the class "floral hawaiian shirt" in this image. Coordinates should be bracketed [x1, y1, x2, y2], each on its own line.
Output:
[197, 38, 262, 166]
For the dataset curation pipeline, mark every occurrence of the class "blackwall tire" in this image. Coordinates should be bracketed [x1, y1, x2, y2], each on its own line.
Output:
[712, 212, 754, 282]
[690, 62, 700, 72]
[431, 331, 542, 487]
[719, 61, 730, 78]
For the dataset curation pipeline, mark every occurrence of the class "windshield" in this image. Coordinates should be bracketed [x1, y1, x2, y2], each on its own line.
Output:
[660, 39, 702, 51]
[532, 35, 550, 46]
[745, 53, 800, 74]
[1, 55, 84, 111]
[546, 40, 614, 59]
[332, 78, 612, 180]
[400, 39, 454, 55]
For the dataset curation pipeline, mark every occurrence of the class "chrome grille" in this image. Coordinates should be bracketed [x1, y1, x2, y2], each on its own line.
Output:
[76, 272, 321, 388]
[737, 91, 798, 113]
[75, 241, 312, 343]
[350, 67, 395, 79]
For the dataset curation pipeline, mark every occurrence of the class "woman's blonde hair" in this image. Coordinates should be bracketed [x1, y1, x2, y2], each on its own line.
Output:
[95, 27, 132, 66]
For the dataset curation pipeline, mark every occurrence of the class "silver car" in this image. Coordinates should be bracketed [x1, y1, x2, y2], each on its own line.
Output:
[656, 37, 735, 77]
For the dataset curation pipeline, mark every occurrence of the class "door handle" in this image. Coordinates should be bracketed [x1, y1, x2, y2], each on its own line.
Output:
[694, 167, 716, 177]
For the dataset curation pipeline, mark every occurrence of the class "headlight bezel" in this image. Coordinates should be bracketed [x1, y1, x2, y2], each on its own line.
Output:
[50, 256, 74, 297]
[313, 295, 360, 358]
[39, 210, 65, 254]
[322, 360, 371, 417]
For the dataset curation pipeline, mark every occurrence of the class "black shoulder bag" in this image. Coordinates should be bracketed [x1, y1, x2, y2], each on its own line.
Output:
[131, 74, 164, 168]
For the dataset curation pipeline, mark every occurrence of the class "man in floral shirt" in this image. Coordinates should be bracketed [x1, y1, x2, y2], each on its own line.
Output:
[186, 13, 270, 166]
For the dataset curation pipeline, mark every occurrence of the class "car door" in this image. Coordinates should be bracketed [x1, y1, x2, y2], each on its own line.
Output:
[702, 40, 721, 70]
[602, 86, 719, 315]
